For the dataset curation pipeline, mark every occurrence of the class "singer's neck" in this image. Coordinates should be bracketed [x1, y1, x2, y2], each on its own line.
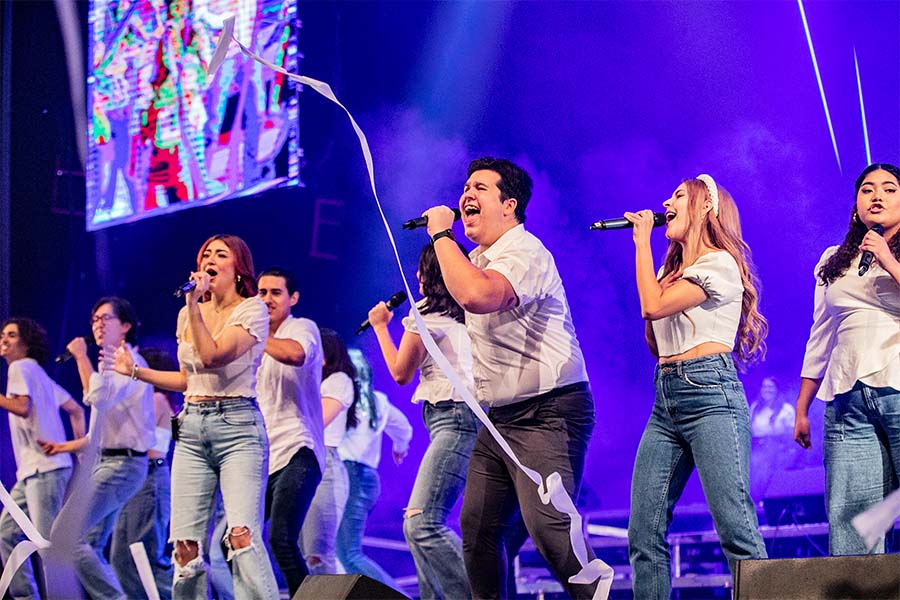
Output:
[678, 230, 716, 266]
[209, 290, 242, 313]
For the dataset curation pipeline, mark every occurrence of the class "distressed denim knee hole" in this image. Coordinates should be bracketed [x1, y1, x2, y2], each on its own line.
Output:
[173, 540, 204, 579]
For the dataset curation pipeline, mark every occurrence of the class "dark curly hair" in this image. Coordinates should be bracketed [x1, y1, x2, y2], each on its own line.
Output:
[818, 163, 900, 285]
[1, 317, 50, 364]
[417, 243, 466, 324]
[467, 157, 533, 223]
[320, 329, 360, 430]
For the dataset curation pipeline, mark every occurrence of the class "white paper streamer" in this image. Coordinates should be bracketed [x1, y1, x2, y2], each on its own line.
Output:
[851, 487, 900, 552]
[0, 481, 50, 598]
[130, 542, 161, 600]
[210, 16, 613, 597]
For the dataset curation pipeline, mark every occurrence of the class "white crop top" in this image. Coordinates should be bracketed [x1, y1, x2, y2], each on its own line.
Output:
[651, 251, 744, 357]
[176, 296, 269, 398]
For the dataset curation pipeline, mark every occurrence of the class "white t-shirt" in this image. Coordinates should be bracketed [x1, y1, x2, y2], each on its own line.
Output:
[84, 345, 156, 452]
[6, 358, 73, 480]
[401, 304, 475, 404]
[338, 391, 412, 469]
[177, 296, 269, 398]
[801, 246, 900, 401]
[651, 251, 744, 357]
[321, 372, 354, 448]
[257, 316, 326, 475]
[467, 224, 589, 407]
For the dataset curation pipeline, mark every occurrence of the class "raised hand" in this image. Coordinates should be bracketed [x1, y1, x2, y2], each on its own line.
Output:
[101, 339, 135, 377]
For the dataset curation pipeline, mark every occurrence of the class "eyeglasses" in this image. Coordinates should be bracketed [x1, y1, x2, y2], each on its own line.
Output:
[90, 314, 119, 325]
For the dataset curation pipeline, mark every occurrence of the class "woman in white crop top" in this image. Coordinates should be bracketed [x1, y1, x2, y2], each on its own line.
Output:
[794, 163, 900, 555]
[623, 175, 769, 598]
[364, 242, 478, 600]
[107, 234, 277, 599]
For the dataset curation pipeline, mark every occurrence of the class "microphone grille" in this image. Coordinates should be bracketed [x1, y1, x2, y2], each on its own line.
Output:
[386, 290, 408, 309]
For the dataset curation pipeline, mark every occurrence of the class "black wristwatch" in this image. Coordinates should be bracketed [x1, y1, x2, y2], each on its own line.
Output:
[431, 228, 455, 244]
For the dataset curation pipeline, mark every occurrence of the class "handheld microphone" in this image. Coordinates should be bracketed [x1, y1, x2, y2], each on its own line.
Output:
[356, 291, 408, 334]
[858, 223, 885, 276]
[55, 350, 75, 363]
[590, 212, 668, 231]
[55, 339, 95, 363]
[174, 280, 197, 298]
[403, 209, 461, 230]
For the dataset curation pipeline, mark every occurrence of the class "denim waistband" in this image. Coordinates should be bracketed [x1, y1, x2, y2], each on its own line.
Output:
[182, 396, 257, 414]
[656, 352, 734, 377]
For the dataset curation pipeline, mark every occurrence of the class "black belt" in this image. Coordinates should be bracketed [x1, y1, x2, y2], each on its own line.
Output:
[148, 457, 167, 468]
[100, 448, 148, 457]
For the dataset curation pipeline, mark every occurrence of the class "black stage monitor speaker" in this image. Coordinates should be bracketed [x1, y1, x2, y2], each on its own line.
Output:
[293, 574, 408, 600]
[735, 554, 900, 599]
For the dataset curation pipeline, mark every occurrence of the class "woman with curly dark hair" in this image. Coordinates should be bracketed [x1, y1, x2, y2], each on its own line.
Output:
[365, 242, 477, 599]
[794, 163, 900, 555]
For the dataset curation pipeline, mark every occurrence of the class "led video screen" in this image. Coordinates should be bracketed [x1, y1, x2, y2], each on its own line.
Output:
[86, 0, 300, 231]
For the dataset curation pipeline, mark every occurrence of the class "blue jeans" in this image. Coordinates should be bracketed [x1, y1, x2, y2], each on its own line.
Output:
[208, 500, 233, 600]
[111, 459, 173, 600]
[169, 398, 277, 600]
[71, 456, 148, 600]
[299, 447, 348, 575]
[337, 461, 397, 589]
[404, 401, 478, 600]
[265, 446, 321, 596]
[0, 466, 71, 599]
[628, 354, 766, 600]
[824, 382, 900, 554]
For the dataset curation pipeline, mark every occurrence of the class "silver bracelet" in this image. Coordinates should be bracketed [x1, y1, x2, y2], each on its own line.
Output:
[130, 363, 139, 381]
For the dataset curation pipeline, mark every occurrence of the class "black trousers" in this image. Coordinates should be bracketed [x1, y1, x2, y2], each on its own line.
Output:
[461, 383, 597, 599]
[264, 446, 322, 596]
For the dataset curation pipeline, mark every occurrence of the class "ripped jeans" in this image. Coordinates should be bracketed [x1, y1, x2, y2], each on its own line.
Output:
[169, 398, 277, 600]
[403, 401, 478, 600]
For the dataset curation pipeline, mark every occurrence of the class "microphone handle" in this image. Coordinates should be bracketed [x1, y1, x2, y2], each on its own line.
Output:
[590, 212, 667, 230]
[356, 291, 409, 334]
[858, 224, 885, 276]
[55, 338, 96, 363]
[402, 209, 462, 230]
[174, 280, 197, 298]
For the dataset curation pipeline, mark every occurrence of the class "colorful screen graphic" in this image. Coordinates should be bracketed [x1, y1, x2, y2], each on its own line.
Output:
[86, 0, 300, 231]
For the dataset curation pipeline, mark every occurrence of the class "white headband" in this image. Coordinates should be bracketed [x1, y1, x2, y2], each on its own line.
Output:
[696, 174, 719, 217]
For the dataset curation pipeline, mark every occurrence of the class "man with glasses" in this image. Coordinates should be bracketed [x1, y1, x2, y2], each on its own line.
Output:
[43, 296, 156, 600]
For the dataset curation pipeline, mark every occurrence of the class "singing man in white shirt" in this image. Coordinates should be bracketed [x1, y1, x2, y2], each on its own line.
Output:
[0, 317, 85, 599]
[421, 157, 597, 598]
[256, 268, 325, 597]
[44, 296, 156, 600]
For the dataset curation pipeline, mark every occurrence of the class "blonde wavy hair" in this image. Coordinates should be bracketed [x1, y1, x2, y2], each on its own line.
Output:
[659, 178, 767, 365]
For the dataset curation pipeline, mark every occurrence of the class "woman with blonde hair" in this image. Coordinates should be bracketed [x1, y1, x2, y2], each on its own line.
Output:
[623, 175, 768, 599]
